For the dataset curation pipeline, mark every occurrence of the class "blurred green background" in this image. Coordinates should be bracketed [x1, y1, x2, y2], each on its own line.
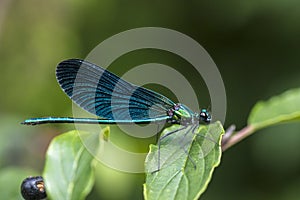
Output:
[1, 0, 300, 199]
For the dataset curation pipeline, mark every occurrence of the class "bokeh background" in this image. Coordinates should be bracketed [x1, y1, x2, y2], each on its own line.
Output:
[1, 0, 300, 199]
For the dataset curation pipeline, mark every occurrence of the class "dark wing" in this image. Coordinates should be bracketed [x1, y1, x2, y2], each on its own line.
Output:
[56, 59, 175, 120]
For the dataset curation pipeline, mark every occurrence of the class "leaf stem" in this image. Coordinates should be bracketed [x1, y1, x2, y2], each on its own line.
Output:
[222, 125, 255, 151]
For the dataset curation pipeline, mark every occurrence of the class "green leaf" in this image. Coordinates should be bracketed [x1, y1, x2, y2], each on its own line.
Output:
[43, 130, 96, 200]
[248, 88, 300, 130]
[144, 121, 224, 200]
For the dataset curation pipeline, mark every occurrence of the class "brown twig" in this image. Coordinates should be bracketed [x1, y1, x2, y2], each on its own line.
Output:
[222, 125, 255, 151]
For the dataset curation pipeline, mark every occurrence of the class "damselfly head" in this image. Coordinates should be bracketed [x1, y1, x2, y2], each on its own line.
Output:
[199, 109, 211, 124]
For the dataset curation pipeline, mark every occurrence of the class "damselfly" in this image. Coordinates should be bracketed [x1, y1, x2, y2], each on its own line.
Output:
[22, 59, 211, 127]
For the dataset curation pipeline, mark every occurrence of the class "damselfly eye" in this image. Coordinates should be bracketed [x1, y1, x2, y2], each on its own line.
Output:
[21, 176, 46, 200]
[199, 109, 211, 124]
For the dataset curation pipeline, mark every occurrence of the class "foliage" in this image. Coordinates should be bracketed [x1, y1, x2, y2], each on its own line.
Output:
[144, 122, 223, 200]
[43, 131, 95, 200]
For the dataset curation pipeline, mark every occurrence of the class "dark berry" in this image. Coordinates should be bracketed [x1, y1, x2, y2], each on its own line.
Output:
[20, 176, 47, 200]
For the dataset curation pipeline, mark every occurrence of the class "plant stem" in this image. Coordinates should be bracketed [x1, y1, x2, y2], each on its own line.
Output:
[222, 125, 255, 151]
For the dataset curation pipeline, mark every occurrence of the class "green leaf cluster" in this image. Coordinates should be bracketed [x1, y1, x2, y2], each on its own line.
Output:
[10, 88, 300, 200]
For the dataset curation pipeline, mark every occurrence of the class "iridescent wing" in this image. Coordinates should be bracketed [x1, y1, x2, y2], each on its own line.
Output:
[56, 59, 175, 121]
